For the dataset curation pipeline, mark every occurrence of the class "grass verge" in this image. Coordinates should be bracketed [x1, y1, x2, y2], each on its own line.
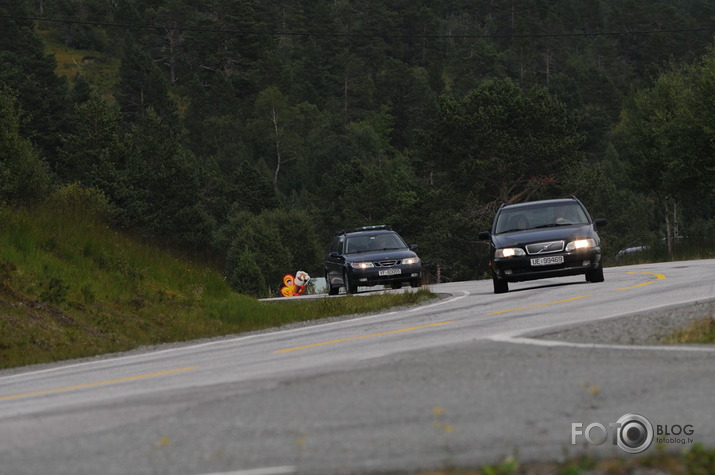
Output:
[665, 313, 715, 345]
[424, 443, 715, 474]
[0, 195, 436, 370]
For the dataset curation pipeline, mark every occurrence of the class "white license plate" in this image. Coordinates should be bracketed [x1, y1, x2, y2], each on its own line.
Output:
[530, 255, 564, 266]
[379, 268, 402, 276]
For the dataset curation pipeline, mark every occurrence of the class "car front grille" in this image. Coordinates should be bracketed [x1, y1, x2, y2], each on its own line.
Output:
[526, 241, 565, 255]
[376, 260, 399, 267]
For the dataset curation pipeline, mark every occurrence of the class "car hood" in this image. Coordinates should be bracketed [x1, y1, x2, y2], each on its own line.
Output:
[344, 249, 417, 261]
[491, 224, 596, 248]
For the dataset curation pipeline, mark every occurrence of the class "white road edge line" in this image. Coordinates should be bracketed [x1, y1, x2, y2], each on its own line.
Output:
[491, 334, 715, 352]
[0, 291, 470, 382]
[490, 296, 715, 352]
[409, 290, 469, 312]
[199, 466, 296, 475]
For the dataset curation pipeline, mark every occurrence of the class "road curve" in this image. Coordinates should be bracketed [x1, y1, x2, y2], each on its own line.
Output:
[0, 260, 713, 474]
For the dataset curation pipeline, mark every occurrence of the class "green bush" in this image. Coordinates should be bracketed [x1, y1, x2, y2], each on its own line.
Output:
[0, 89, 52, 205]
[226, 248, 266, 297]
[42, 183, 112, 223]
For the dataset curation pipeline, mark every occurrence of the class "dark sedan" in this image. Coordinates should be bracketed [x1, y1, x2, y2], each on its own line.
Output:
[479, 197, 607, 293]
[324, 226, 422, 294]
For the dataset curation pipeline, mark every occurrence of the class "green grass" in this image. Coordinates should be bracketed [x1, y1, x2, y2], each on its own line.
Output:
[422, 443, 715, 474]
[0, 194, 436, 369]
[666, 314, 715, 345]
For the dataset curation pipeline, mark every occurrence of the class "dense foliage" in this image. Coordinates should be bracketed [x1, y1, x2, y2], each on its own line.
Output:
[0, 0, 713, 295]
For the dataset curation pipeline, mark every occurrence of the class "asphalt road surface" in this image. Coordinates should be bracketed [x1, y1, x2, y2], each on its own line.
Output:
[1, 260, 714, 474]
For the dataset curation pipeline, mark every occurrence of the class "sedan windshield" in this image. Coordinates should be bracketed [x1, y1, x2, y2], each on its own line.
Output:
[495, 203, 589, 234]
[345, 233, 407, 253]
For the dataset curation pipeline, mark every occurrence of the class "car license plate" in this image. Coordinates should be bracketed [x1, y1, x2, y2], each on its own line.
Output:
[379, 268, 402, 276]
[530, 256, 564, 266]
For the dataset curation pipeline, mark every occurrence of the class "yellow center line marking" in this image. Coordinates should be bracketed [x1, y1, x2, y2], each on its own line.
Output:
[274, 271, 668, 353]
[487, 295, 592, 315]
[0, 366, 199, 402]
[613, 271, 666, 291]
[273, 321, 454, 354]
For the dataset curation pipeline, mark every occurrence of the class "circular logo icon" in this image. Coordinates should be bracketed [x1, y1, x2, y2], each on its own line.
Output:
[616, 413, 653, 454]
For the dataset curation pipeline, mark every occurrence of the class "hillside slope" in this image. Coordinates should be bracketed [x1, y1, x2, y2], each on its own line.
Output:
[0, 188, 250, 368]
[0, 187, 434, 369]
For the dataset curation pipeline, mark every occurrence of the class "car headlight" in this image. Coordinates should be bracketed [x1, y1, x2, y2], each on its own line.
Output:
[565, 238, 596, 252]
[495, 248, 525, 258]
[402, 257, 420, 265]
[350, 261, 374, 269]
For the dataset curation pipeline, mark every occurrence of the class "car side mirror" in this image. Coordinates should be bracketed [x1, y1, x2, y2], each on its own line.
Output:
[478, 231, 491, 240]
[409, 244, 418, 250]
[329, 252, 340, 258]
[594, 218, 607, 228]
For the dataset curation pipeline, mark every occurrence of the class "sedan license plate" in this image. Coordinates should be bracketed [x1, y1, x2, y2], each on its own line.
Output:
[530, 255, 564, 266]
[378, 268, 402, 276]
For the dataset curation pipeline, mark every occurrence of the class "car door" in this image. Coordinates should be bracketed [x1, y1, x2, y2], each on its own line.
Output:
[325, 235, 345, 285]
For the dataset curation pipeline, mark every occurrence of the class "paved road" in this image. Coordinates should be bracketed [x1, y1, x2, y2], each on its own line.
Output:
[0, 260, 714, 474]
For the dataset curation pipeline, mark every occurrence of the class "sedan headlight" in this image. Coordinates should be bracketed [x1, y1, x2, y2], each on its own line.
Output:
[495, 248, 526, 258]
[402, 257, 420, 265]
[565, 238, 596, 252]
[350, 261, 374, 269]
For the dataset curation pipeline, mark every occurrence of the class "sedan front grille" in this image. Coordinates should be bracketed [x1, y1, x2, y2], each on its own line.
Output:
[526, 241, 565, 255]
[376, 260, 398, 267]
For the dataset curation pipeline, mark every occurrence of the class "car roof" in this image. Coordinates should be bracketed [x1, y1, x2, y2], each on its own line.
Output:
[334, 225, 395, 237]
[340, 229, 396, 237]
[500, 198, 579, 211]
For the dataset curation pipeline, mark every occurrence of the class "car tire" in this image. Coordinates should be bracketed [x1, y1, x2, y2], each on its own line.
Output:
[586, 262, 605, 283]
[344, 270, 358, 294]
[326, 271, 339, 295]
[493, 276, 509, 294]
[410, 279, 422, 288]
[390, 282, 403, 290]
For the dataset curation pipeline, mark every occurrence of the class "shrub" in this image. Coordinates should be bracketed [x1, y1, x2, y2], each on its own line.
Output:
[226, 248, 266, 297]
[43, 183, 112, 222]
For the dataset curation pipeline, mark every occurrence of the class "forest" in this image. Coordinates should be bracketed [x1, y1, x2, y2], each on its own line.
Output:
[0, 0, 714, 296]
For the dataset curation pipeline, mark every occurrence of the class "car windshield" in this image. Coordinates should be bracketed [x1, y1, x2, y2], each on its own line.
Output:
[494, 203, 589, 234]
[345, 233, 407, 254]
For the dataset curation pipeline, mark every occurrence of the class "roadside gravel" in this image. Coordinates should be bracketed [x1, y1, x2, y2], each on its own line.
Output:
[536, 298, 715, 345]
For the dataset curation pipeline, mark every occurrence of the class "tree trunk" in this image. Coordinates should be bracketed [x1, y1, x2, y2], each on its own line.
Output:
[664, 198, 673, 257]
[343, 76, 349, 120]
[271, 104, 282, 185]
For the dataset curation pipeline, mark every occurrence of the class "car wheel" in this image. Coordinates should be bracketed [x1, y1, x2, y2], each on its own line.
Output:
[390, 282, 403, 290]
[586, 262, 605, 283]
[326, 271, 339, 295]
[343, 270, 358, 294]
[410, 279, 422, 288]
[493, 276, 509, 294]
